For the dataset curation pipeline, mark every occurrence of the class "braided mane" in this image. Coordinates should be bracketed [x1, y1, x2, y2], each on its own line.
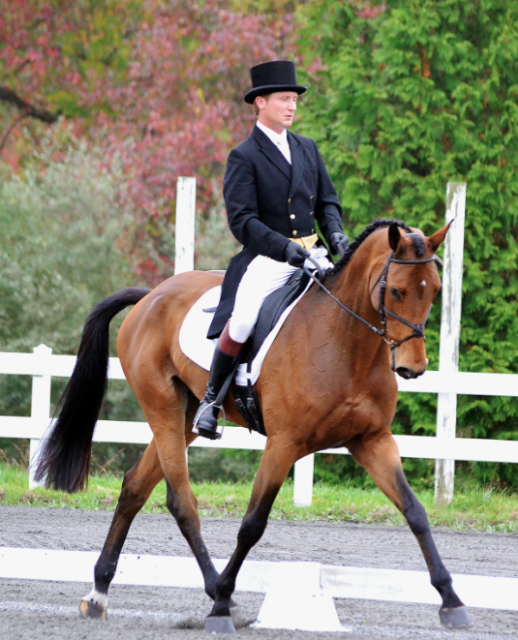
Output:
[330, 219, 411, 276]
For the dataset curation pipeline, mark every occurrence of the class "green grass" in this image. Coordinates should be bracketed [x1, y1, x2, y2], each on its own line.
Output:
[1, 464, 518, 533]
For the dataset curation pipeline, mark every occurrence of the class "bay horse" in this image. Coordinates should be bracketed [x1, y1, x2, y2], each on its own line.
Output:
[35, 219, 472, 632]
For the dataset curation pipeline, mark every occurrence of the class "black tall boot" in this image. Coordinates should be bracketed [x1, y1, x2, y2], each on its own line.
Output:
[193, 345, 240, 440]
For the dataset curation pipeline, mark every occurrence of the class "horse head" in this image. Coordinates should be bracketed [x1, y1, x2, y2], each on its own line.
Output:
[368, 221, 451, 379]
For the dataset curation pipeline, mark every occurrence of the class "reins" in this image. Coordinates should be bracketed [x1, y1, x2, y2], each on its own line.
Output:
[304, 257, 386, 339]
[304, 237, 440, 350]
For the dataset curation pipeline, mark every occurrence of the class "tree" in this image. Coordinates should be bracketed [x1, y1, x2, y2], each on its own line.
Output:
[0, 128, 144, 463]
[298, 0, 518, 487]
[0, 130, 136, 355]
[1, 0, 297, 282]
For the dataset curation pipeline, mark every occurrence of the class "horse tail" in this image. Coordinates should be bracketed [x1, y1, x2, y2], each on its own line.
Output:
[34, 287, 150, 492]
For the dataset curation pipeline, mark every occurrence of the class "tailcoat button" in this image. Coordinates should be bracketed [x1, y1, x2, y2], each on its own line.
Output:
[288, 198, 291, 203]
[309, 211, 313, 216]
[293, 230, 298, 236]
[290, 214, 296, 219]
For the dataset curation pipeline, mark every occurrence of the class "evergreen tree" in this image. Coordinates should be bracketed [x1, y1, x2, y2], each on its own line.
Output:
[298, 0, 518, 487]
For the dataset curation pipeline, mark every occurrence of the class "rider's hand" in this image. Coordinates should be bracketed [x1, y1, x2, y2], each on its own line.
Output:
[285, 242, 310, 267]
[330, 231, 349, 257]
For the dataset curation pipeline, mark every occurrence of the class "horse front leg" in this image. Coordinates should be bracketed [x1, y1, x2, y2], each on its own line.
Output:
[349, 433, 472, 630]
[206, 440, 298, 633]
[80, 439, 163, 618]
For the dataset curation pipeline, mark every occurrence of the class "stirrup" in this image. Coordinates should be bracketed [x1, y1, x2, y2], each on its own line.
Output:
[192, 401, 226, 440]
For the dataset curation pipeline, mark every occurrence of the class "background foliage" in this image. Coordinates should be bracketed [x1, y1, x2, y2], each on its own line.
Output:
[298, 0, 518, 488]
[1, 0, 295, 282]
[1, 0, 518, 489]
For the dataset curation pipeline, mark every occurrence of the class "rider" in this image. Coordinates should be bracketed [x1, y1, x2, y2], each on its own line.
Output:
[193, 60, 348, 440]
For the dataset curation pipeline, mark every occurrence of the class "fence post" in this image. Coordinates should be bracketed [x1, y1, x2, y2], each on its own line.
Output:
[435, 182, 466, 507]
[294, 454, 315, 507]
[29, 344, 52, 489]
[175, 177, 196, 275]
[175, 176, 196, 469]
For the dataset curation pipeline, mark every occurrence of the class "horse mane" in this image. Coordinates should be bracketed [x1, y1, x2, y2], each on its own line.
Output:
[330, 219, 412, 276]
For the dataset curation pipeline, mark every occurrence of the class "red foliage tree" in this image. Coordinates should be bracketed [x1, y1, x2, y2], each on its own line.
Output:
[0, 0, 296, 280]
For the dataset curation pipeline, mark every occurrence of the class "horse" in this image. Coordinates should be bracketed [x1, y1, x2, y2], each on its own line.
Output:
[35, 219, 472, 632]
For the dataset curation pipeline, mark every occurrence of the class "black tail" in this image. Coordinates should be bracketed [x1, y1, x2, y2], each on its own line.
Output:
[34, 287, 150, 492]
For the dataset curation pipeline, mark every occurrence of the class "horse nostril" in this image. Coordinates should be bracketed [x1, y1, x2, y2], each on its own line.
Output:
[396, 367, 418, 380]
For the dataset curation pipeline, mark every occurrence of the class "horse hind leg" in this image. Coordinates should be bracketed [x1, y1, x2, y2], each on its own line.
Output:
[80, 439, 164, 618]
[142, 378, 223, 604]
[348, 434, 472, 629]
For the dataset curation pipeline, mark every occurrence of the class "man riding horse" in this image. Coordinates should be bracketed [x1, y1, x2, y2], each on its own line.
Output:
[193, 60, 349, 439]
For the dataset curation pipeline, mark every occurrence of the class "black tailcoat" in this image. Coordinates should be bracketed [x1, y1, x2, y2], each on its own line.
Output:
[207, 125, 343, 339]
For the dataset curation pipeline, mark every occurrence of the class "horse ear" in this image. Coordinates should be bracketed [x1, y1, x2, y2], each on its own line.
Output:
[428, 220, 453, 252]
[388, 223, 401, 252]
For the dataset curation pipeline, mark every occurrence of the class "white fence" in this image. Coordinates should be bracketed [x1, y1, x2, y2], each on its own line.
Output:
[1, 349, 518, 502]
[1, 179, 517, 507]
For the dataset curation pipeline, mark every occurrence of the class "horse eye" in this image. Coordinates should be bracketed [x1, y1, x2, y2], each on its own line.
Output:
[390, 287, 400, 300]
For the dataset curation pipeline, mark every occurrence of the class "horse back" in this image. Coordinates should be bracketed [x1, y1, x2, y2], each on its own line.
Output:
[117, 271, 223, 397]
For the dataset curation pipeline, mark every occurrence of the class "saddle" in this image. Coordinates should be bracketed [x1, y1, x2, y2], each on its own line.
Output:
[201, 269, 310, 436]
[232, 269, 310, 437]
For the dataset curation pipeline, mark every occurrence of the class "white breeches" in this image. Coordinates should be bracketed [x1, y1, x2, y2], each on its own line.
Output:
[228, 247, 331, 344]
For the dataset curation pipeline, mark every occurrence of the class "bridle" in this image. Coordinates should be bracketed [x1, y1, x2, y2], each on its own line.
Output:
[304, 235, 440, 350]
[369, 248, 436, 349]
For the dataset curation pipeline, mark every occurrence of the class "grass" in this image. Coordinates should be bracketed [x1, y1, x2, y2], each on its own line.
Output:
[1, 464, 518, 533]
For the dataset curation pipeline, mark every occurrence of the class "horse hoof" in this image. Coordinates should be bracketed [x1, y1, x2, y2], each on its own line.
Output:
[79, 598, 107, 620]
[204, 616, 237, 634]
[440, 605, 472, 629]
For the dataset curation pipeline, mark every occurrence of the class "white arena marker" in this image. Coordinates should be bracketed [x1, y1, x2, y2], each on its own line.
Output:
[254, 562, 348, 633]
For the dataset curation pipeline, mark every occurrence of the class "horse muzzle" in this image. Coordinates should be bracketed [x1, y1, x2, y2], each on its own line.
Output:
[395, 366, 426, 380]
[392, 350, 428, 379]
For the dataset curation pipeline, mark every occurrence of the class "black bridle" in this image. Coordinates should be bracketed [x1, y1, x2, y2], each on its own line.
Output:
[304, 238, 439, 350]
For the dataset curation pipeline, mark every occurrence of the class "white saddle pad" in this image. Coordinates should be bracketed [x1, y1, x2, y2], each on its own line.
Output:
[179, 281, 312, 386]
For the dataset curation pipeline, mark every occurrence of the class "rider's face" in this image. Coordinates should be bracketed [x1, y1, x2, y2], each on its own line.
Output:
[256, 92, 298, 134]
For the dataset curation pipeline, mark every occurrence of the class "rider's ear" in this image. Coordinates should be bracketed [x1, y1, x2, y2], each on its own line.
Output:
[428, 220, 453, 252]
[388, 223, 401, 252]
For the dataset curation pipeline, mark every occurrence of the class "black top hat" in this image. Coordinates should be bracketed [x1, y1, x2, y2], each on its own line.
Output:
[244, 60, 307, 104]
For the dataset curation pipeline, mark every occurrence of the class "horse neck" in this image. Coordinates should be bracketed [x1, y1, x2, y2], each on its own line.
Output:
[323, 238, 388, 362]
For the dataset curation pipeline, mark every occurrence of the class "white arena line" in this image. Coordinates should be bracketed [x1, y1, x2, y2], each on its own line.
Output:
[0, 600, 189, 622]
[321, 565, 518, 611]
[0, 547, 276, 592]
[1, 547, 517, 612]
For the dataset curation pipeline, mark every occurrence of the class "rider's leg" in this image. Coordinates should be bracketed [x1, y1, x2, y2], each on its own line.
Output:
[193, 322, 244, 440]
[228, 255, 297, 342]
[193, 255, 297, 440]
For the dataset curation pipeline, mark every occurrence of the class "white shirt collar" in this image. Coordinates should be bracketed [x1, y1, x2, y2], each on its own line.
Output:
[256, 120, 288, 147]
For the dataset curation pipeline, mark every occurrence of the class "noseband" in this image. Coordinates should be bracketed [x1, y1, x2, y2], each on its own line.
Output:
[304, 237, 439, 351]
